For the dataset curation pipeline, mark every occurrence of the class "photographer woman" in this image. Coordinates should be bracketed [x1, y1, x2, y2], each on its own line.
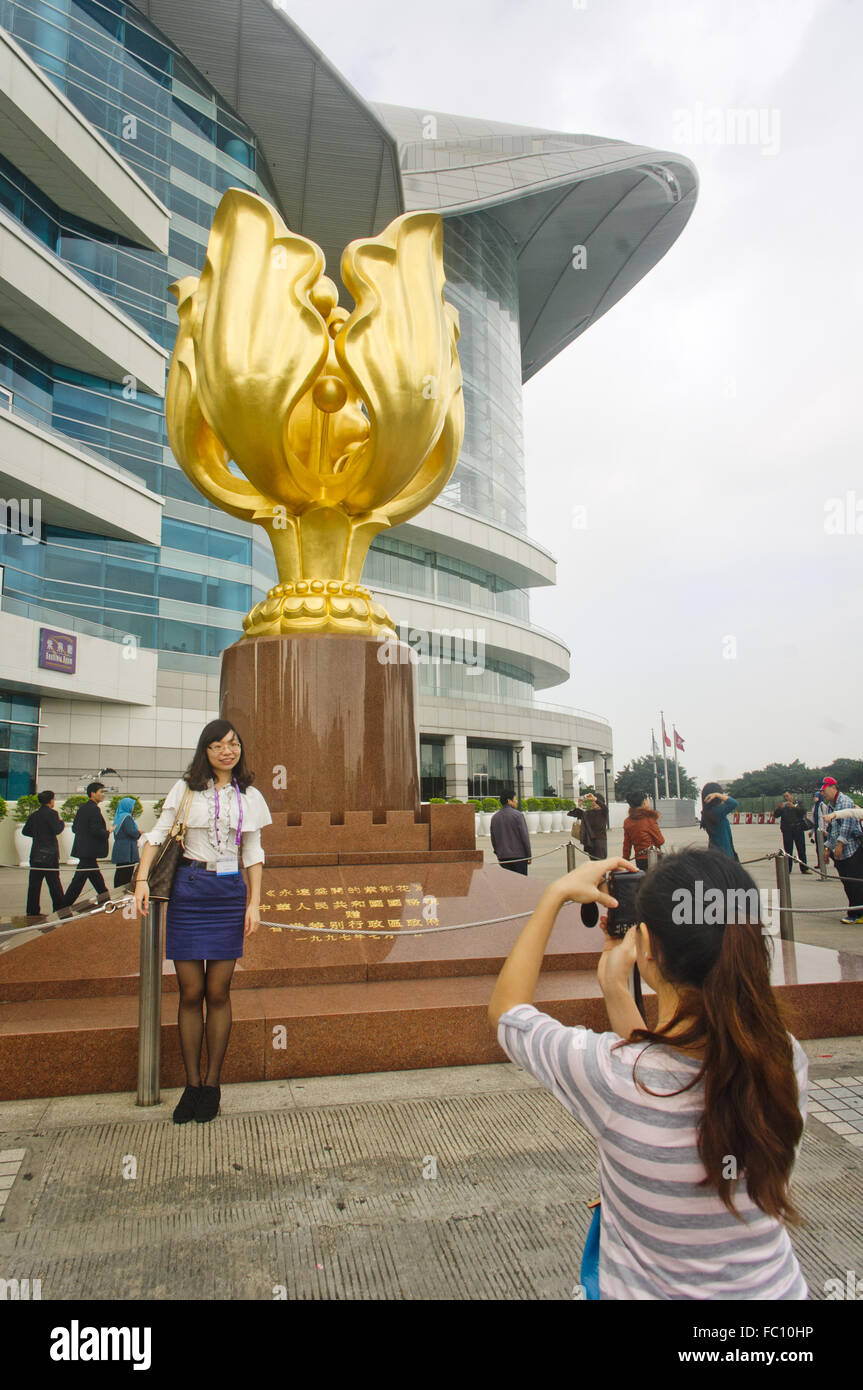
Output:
[488, 848, 808, 1299]
[135, 720, 272, 1124]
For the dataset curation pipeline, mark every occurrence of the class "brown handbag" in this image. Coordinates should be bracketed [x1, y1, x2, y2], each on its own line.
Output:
[130, 787, 193, 901]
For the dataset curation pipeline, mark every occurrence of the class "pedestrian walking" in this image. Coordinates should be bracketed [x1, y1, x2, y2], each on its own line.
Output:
[135, 720, 272, 1124]
[489, 849, 809, 1299]
[774, 792, 809, 873]
[61, 782, 109, 907]
[111, 797, 141, 889]
[622, 790, 664, 873]
[489, 789, 531, 874]
[571, 791, 608, 860]
[22, 789, 65, 916]
[700, 782, 738, 859]
[820, 777, 863, 923]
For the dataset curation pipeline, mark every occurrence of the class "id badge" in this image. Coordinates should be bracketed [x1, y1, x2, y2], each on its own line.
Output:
[215, 857, 240, 876]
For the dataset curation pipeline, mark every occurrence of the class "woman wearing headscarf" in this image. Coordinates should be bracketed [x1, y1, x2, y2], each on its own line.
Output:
[700, 781, 739, 859]
[111, 796, 141, 888]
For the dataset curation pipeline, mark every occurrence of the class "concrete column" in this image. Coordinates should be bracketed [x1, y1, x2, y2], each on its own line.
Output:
[593, 756, 612, 803]
[444, 733, 468, 801]
[562, 745, 580, 801]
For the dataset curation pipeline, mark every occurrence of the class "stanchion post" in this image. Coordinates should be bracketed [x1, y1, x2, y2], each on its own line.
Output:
[646, 846, 661, 871]
[816, 827, 827, 880]
[137, 899, 164, 1106]
[775, 852, 794, 944]
[566, 840, 576, 872]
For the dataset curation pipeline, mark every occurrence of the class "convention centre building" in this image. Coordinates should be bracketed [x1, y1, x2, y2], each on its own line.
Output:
[0, 0, 697, 807]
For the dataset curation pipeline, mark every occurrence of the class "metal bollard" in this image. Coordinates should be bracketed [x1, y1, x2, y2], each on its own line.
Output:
[646, 846, 661, 871]
[816, 827, 827, 879]
[775, 852, 794, 944]
[566, 840, 576, 872]
[137, 900, 165, 1106]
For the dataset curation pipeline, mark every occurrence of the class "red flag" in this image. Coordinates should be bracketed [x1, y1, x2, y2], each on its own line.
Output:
[675, 732, 685, 751]
[664, 730, 671, 747]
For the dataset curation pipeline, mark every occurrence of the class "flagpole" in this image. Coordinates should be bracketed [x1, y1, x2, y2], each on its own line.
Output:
[651, 729, 660, 807]
[660, 711, 670, 799]
[673, 724, 681, 798]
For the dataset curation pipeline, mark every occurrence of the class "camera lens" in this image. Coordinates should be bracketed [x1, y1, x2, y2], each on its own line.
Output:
[581, 902, 599, 928]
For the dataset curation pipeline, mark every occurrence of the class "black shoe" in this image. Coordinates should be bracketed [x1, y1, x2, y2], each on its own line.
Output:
[172, 1084, 202, 1124]
[195, 1085, 221, 1123]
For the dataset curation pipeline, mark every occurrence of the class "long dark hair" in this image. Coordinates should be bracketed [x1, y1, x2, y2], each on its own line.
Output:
[620, 849, 803, 1224]
[184, 719, 255, 792]
[700, 781, 722, 834]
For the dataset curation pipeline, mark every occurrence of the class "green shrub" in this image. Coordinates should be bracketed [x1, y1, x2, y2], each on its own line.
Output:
[429, 797, 447, 804]
[482, 797, 500, 812]
[153, 798, 166, 817]
[540, 798, 556, 812]
[561, 798, 575, 811]
[525, 798, 541, 812]
[108, 795, 143, 820]
[446, 797, 463, 804]
[0, 796, 6, 822]
[60, 795, 87, 824]
[466, 799, 481, 810]
[14, 794, 40, 823]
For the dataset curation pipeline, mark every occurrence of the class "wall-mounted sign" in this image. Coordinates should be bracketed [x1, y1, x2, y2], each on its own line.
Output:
[39, 628, 76, 674]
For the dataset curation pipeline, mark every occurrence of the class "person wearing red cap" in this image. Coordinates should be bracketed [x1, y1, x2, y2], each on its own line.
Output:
[820, 778, 863, 923]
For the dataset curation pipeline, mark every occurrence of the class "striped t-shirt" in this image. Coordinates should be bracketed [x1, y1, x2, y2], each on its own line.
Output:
[497, 1005, 808, 1300]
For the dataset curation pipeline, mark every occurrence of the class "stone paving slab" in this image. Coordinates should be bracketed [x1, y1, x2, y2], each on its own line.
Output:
[0, 1038, 861, 1301]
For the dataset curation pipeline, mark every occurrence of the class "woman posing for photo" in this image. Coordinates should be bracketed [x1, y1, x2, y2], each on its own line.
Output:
[135, 720, 272, 1124]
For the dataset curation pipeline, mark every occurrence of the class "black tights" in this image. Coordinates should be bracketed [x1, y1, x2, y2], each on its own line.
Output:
[173, 959, 237, 1087]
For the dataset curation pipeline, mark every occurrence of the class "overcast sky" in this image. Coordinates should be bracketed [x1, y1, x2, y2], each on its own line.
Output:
[283, 0, 861, 788]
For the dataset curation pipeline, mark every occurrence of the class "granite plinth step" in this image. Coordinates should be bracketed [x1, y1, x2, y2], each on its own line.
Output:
[1, 952, 862, 1100]
[0, 970, 633, 1099]
[261, 804, 477, 858]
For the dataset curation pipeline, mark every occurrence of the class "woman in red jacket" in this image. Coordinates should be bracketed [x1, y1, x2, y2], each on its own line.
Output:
[622, 790, 664, 872]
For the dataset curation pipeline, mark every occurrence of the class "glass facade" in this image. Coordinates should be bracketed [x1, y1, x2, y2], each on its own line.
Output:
[467, 742, 514, 800]
[419, 738, 446, 801]
[439, 213, 527, 535]
[0, 0, 279, 667]
[364, 533, 529, 622]
[532, 747, 564, 797]
[0, 692, 40, 797]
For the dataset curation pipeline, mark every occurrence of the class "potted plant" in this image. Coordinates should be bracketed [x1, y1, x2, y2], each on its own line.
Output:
[551, 797, 566, 833]
[480, 796, 499, 835]
[60, 795, 88, 864]
[539, 797, 555, 834]
[524, 797, 541, 834]
[108, 795, 143, 821]
[13, 794, 41, 866]
[428, 797, 447, 804]
[466, 798, 482, 836]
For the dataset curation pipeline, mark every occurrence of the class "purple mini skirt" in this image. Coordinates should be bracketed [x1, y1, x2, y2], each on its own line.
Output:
[165, 862, 247, 960]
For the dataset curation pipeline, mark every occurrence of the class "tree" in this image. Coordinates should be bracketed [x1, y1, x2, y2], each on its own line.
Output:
[728, 757, 863, 799]
[615, 755, 697, 804]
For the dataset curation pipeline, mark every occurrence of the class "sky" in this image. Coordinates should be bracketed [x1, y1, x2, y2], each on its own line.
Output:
[281, 0, 862, 788]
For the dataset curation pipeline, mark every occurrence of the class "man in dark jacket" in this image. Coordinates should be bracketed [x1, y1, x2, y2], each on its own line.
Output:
[23, 789, 66, 916]
[774, 791, 809, 873]
[61, 782, 110, 907]
[490, 790, 532, 875]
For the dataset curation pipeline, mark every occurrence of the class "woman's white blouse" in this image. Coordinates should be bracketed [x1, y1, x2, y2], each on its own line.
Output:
[142, 778, 272, 867]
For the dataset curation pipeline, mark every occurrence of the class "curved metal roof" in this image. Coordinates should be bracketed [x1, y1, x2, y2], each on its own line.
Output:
[134, 0, 403, 283]
[373, 105, 698, 382]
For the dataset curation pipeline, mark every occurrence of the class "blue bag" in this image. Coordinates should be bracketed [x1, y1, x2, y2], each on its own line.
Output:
[579, 1202, 601, 1300]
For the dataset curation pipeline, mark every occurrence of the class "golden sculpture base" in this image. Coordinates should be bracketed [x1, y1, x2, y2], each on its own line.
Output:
[242, 580, 394, 638]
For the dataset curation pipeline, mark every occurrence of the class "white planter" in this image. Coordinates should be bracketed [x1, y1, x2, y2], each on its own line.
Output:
[60, 825, 76, 864]
[474, 814, 481, 839]
[479, 812, 493, 836]
[13, 826, 29, 867]
[525, 812, 540, 834]
[552, 811, 565, 832]
[539, 812, 553, 834]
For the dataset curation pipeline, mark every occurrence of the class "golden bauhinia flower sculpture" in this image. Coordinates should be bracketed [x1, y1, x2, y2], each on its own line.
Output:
[166, 188, 464, 638]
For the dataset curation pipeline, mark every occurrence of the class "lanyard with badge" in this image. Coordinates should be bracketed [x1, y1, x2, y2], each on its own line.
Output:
[213, 778, 243, 874]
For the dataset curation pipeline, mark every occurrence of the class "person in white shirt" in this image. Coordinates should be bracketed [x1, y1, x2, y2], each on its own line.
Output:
[135, 720, 272, 1124]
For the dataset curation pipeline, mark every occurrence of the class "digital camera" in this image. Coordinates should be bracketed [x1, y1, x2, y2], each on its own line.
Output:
[604, 868, 645, 938]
